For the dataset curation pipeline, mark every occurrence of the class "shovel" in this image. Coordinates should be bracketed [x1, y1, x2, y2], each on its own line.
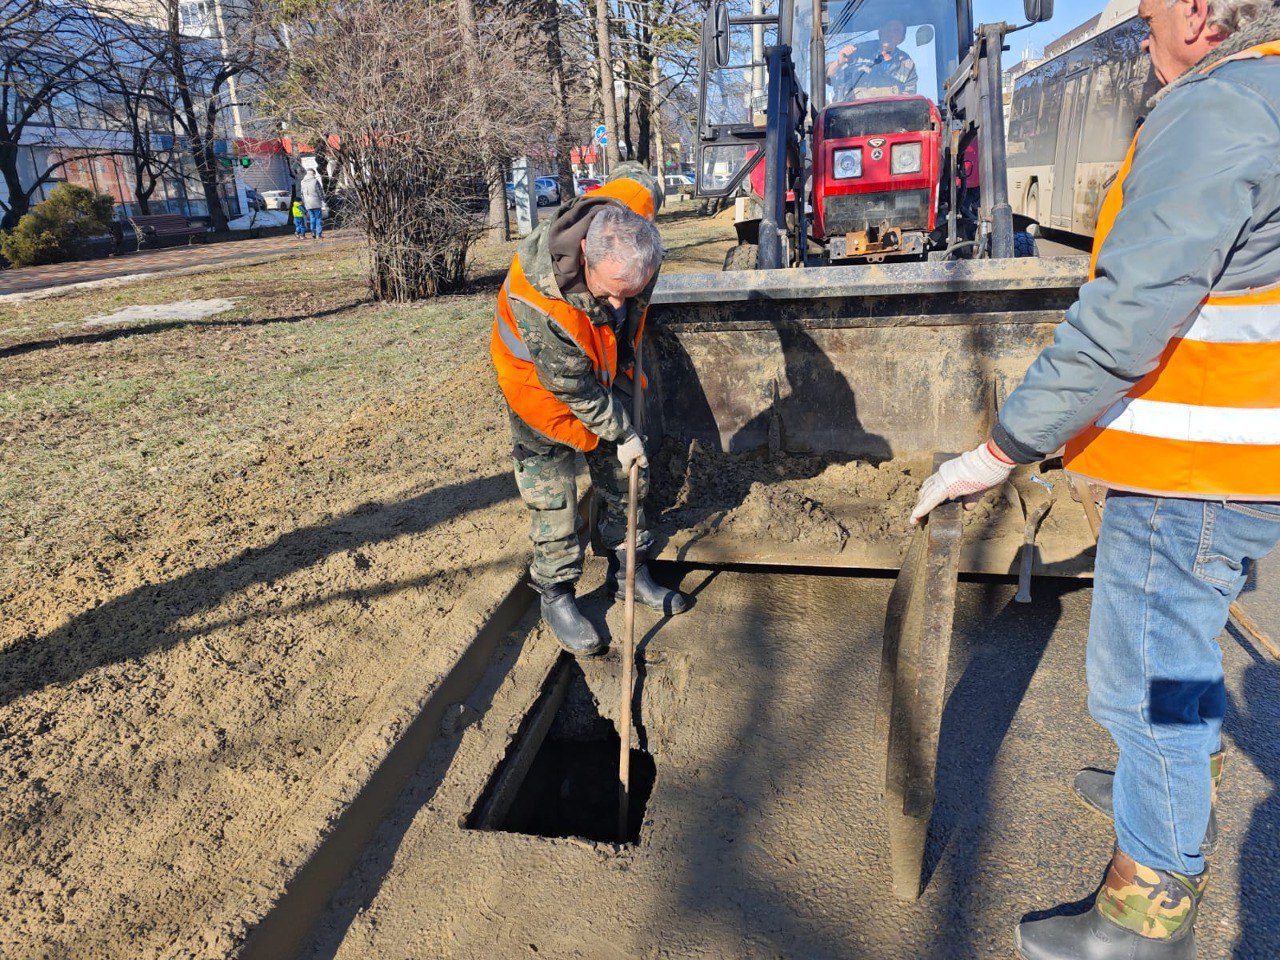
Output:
[618, 348, 644, 842]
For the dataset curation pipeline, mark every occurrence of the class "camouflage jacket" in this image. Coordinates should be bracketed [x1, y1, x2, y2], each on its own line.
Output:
[507, 162, 663, 444]
[832, 43, 918, 101]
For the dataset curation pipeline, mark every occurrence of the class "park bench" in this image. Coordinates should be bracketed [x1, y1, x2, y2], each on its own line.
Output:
[126, 213, 207, 251]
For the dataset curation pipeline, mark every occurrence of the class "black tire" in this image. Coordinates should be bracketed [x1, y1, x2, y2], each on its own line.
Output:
[723, 243, 758, 271]
[1014, 231, 1038, 257]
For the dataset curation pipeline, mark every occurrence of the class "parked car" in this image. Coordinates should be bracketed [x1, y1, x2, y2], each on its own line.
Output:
[505, 177, 564, 208]
[259, 189, 291, 211]
[534, 176, 561, 207]
[575, 177, 603, 196]
[244, 187, 266, 213]
[664, 173, 696, 196]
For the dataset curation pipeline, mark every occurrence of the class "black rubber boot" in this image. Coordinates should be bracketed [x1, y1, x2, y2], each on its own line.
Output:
[538, 582, 605, 657]
[1074, 750, 1223, 855]
[1015, 850, 1203, 960]
[1015, 903, 1197, 960]
[606, 550, 689, 616]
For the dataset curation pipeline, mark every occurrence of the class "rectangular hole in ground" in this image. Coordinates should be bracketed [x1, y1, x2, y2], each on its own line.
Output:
[467, 656, 656, 845]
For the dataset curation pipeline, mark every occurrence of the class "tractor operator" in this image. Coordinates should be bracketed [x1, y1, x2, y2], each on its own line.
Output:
[490, 163, 689, 657]
[825, 18, 918, 101]
[911, 0, 1280, 957]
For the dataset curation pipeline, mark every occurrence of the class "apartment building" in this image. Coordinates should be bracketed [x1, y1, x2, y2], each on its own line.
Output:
[1, 1, 283, 229]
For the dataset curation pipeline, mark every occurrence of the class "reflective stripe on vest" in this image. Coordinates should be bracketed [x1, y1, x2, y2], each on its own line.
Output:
[490, 180, 654, 450]
[1062, 43, 1280, 498]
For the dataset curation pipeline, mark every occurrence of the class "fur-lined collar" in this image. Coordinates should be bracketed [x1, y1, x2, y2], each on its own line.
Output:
[1149, 9, 1280, 106]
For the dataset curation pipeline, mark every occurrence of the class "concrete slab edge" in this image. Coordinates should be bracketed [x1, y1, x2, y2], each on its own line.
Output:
[179, 548, 532, 960]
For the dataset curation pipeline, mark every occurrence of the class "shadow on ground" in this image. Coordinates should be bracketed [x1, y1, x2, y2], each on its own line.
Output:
[0, 301, 365, 359]
[0, 471, 515, 712]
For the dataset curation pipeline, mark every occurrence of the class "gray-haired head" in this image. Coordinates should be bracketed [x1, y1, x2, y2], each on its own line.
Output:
[1181, 0, 1273, 35]
[583, 204, 665, 286]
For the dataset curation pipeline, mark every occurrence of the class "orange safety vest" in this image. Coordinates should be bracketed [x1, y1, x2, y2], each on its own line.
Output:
[490, 178, 655, 451]
[1063, 42, 1280, 498]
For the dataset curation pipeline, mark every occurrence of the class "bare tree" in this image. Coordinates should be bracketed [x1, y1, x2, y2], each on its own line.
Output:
[0, 2, 116, 230]
[102, 0, 269, 232]
[593, 0, 622, 170]
[83, 13, 179, 216]
[269, 0, 554, 300]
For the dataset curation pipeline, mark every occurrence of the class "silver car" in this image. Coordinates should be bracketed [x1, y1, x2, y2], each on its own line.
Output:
[534, 177, 561, 207]
[260, 189, 292, 211]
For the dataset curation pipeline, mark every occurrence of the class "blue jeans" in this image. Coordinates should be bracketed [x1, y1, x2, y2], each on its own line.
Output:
[307, 208, 323, 238]
[294, 215, 306, 237]
[1087, 493, 1280, 876]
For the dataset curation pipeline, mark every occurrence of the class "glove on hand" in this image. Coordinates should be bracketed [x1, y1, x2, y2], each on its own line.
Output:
[909, 440, 1014, 525]
[616, 431, 648, 471]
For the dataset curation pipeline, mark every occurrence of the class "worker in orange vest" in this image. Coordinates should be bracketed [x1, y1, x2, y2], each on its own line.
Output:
[491, 163, 689, 656]
[912, 0, 1280, 956]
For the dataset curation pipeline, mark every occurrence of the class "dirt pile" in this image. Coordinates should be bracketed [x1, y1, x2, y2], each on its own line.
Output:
[653, 437, 1085, 558]
[652, 438, 924, 554]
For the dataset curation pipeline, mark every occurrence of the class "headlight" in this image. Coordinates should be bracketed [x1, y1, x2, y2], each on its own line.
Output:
[833, 148, 862, 179]
[890, 142, 923, 175]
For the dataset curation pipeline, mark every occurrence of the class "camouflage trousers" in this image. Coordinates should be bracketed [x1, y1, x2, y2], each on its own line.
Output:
[508, 406, 652, 589]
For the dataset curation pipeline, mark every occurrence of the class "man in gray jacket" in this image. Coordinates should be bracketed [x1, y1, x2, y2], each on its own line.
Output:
[911, 1, 1280, 957]
[299, 169, 325, 240]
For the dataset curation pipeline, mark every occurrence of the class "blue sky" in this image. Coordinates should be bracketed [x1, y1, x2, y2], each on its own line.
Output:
[979, 0, 1121, 66]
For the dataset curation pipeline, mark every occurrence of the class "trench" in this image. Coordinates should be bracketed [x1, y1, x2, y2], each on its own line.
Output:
[246, 560, 1103, 959]
[468, 657, 658, 845]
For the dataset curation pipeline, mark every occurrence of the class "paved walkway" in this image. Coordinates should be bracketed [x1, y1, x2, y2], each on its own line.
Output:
[0, 230, 358, 297]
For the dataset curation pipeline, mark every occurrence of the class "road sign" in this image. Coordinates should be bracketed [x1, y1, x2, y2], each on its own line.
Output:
[598, 134, 608, 146]
[593, 124, 607, 142]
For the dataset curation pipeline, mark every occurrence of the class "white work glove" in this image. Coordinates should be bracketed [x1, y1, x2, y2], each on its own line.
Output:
[616, 431, 648, 471]
[909, 440, 1015, 525]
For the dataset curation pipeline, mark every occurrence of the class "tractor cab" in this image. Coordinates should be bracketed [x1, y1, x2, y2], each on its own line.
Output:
[814, 0, 958, 260]
[697, 0, 1002, 265]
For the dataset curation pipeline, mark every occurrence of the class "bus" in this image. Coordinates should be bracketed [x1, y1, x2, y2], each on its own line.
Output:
[1006, 0, 1160, 241]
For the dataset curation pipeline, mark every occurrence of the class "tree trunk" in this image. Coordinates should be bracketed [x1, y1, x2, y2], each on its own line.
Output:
[0, 140, 29, 231]
[539, 0, 576, 204]
[651, 54, 666, 180]
[635, 79, 650, 166]
[634, 8, 652, 168]
[460, 0, 512, 242]
[620, 72, 633, 162]
[487, 167, 509, 242]
[169, 10, 229, 232]
[593, 0, 621, 169]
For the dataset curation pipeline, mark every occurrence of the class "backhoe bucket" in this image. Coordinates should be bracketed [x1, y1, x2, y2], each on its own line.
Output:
[643, 258, 1097, 576]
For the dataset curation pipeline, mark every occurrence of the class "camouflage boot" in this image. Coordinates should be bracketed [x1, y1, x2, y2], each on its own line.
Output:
[1015, 849, 1206, 960]
[605, 549, 690, 616]
[1073, 750, 1225, 855]
[538, 582, 605, 657]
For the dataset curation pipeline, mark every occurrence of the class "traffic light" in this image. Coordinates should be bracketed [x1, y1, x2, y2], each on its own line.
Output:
[239, 157, 253, 168]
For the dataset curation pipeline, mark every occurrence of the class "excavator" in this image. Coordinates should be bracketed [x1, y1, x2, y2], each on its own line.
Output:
[638, 0, 1099, 900]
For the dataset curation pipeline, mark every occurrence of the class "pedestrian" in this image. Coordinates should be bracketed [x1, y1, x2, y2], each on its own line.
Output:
[291, 197, 306, 239]
[910, 1, 1280, 957]
[300, 168, 324, 240]
[489, 162, 689, 656]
